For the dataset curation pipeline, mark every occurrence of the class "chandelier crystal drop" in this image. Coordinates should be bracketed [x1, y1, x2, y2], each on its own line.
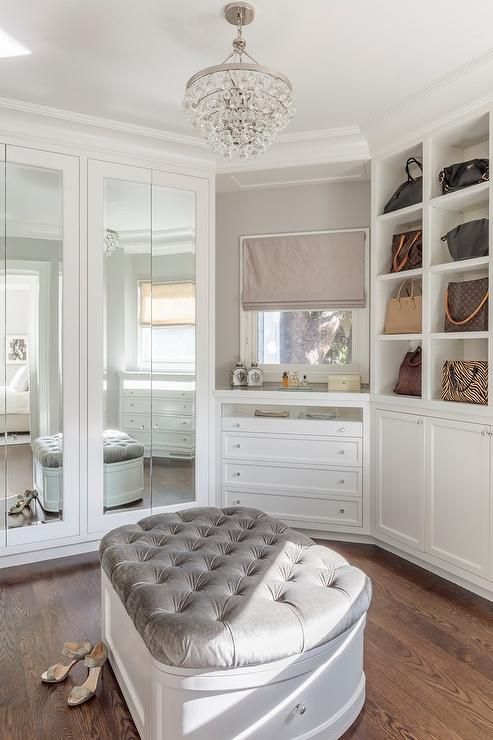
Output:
[182, 2, 295, 161]
[104, 228, 120, 256]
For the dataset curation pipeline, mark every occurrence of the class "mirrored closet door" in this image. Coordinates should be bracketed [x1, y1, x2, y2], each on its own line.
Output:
[1, 146, 79, 548]
[87, 161, 209, 534]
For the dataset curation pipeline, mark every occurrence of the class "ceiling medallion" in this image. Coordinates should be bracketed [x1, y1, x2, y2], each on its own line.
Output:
[182, 2, 295, 161]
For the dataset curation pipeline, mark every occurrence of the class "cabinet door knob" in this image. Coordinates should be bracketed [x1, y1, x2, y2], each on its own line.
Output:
[233, 423, 240, 429]
[337, 479, 345, 484]
[338, 509, 345, 514]
[140, 425, 145, 430]
[233, 472, 241, 477]
[234, 499, 241, 505]
[337, 427, 345, 433]
[417, 419, 423, 425]
[153, 424, 159, 429]
[182, 421, 188, 425]
[337, 449, 345, 455]
[233, 444, 241, 449]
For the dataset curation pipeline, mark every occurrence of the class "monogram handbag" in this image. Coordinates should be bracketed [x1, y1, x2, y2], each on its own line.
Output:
[441, 218, 489, 262]
[383, 158, 423, 214]
[390, 229, 422, 272]
[384, 280, 422, 334]
[394, 346, 422, 396]
[441, 360, 488, 405]
[444, 277, 489, 332]
[439, 158, 489, 194]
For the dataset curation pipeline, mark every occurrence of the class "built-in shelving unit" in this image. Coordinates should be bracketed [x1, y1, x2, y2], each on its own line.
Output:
[372, 108, 492, 407]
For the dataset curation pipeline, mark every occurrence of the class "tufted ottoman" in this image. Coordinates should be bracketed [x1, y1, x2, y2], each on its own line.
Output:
[100, 506, 371, 740]
[32, 430, 144, 511]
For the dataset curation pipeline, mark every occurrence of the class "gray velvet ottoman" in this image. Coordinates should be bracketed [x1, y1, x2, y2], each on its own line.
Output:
[100, 506, 372, 740]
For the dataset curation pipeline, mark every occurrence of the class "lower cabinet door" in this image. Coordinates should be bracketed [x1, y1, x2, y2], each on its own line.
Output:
[426, 417, 490, 577]
[374, 409, 425, 550]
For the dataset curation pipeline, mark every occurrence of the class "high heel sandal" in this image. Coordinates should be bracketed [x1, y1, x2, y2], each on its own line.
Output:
[68, 642, 108, 706]
[41, 639, 94, 683]
[9, 489, 38, 515]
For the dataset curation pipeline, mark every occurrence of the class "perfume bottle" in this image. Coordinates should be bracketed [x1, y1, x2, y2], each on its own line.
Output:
[231, 362, 248, 387]
[291, 371, 300, 388]
[281, 371, 289, 388]
[247, 362, 263, 387]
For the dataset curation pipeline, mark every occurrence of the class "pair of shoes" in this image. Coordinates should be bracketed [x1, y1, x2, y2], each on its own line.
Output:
[9, 489, 38, 515]
[41, 640, 108, 706]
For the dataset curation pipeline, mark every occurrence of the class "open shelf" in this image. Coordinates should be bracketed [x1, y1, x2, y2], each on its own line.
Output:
[430, 257, 489, 274]
[377, 268, 423, 282]
[372, 108, 492, 406]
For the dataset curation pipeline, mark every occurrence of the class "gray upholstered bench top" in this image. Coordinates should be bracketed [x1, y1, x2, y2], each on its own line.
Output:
[32, 430, 145, 468]
[100, 507, 372, 669]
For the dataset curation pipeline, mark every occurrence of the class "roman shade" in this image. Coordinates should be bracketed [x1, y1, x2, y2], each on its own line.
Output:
[139, 281, 195, 326]
[242, 231, 366, 311]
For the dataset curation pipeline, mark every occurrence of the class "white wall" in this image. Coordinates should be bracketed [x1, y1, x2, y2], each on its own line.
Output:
[215, 181, 371, 386]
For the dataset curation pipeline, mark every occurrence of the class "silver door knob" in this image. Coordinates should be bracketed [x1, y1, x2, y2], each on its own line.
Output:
[153, 424, 159, 429]
[417, 419, 423, 425]
[481, 430, 488, 436]
[293, 704, 306, 715]
[140, 425, 145, 430]
[337, 427, 345, 433]
[337, 479, 345, 484]
[233, 472, 241, 477]
[233, 444, 241, 449]
[130, 403, 134, 407]
[339, 509, 345, 514]
[337, 449, 345, 455]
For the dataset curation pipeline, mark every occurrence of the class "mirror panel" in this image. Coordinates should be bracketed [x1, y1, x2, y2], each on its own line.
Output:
[150, 185, 196, 508]
[5, 161, 63, 528]
[103, 178, 151, 514]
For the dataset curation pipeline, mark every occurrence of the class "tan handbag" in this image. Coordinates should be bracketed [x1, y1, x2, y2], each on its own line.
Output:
[384, 280, 422, 334]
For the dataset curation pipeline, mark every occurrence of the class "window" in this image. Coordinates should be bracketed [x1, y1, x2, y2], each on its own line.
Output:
[257, 310, 353, 365]
[138, 281, 195, 372]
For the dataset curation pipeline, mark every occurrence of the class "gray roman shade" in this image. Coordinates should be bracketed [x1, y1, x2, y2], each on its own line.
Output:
[242, 231, 366, 311]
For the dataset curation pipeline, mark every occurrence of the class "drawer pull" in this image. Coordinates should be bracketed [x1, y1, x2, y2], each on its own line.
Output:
[293, 704, 306, 716]
[337, 449, 345, 455]
[337, 427, 345, 433]
[182, 421, 188, 425]
[130, 403, 134, 407]
[339, 508, 345, 514]
[182, 438, 188, 442]
[233, 472, 241, 478]
[233, 423, 241, 429]
[153, 425, 159, 429]
[129, 419, 134, 423]
[337, 479, 345, 484]
[233, 444, 241, 449]
[233, 499, 241, 505]
[140, 425, 145, 430]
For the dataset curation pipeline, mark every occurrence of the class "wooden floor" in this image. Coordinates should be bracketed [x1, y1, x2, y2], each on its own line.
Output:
[0, 543, 492, 739]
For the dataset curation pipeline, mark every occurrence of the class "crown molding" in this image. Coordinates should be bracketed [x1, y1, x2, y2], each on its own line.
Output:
[0, 96, 207, 149]
[276, 125, 363, 144]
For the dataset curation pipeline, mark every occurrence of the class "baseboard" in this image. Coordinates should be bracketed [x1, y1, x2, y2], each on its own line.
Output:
[0, 539, 100, 569]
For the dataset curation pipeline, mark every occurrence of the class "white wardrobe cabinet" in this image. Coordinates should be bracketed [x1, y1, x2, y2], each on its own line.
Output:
[426, 417, 490, 578]
[374, 408, 492, 580]
[374, 409, 425, 551]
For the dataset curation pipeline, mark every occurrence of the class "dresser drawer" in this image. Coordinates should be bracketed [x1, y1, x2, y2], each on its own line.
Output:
[124, 389, 194, 400]
[222, 432, 361, 467]
[222, 416, 362, 437]
[152, 431, 194, 449]
[124, 413, 151, 431]
[152, 416, 194, 432]
[223, 462, 361, 496]
[124, 397, 194, 416]
[224, 489, 362, 527]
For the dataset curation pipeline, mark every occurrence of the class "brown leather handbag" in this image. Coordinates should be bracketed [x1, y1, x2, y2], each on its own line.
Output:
[394, 346, 422, 396]
[390, 229, 422, 273]
[444, 277, 489, 332]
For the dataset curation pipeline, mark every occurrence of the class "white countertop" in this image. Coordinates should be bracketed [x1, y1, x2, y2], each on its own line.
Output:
[214, 383, 370, 404]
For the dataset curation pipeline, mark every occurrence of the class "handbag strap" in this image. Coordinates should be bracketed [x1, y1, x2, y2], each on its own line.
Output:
[444, 287, 489, 326]
[448, 363, 479, 393]
[405, 157, 423, 182]
[408, 347, 422, 367]
[392, 231, 421, 272]
[441, 218, 488, 242]
[395, 279, 421, 300]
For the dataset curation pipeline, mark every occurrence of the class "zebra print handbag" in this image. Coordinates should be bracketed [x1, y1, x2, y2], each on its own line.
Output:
[441, 361, 488, 405]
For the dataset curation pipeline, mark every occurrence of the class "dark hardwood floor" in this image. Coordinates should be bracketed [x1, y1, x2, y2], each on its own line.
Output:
[0, 542, 492, 739]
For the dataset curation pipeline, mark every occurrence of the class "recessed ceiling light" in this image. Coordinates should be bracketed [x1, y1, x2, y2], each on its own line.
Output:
[0, 28, 30, 58]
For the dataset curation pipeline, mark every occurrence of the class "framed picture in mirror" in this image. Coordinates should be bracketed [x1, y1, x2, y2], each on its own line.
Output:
[6, 335, 28, 364]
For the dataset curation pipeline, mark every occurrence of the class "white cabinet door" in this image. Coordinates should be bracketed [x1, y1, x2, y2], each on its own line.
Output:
[426, 417, 490, 577]
[374, 409, 425, 550]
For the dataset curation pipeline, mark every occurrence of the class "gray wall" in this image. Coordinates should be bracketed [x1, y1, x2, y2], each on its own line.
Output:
[215, 181, 371, 386]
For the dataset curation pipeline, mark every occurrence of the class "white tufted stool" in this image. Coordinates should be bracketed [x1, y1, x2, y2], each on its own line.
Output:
[100, 506, 372, 740]
[32, 430, 144, 511]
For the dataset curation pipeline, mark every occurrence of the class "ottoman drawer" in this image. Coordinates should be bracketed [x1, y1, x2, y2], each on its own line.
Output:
[224, 490, 362, 527]
[223, 461, 361, 495]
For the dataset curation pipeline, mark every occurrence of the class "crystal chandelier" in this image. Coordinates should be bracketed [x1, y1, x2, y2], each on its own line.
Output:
[182, 2, 295, 161]
[104, 228, 120, 256]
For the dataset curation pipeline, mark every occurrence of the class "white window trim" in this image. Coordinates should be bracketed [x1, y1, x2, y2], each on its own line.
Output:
[240, 228, 370, 383]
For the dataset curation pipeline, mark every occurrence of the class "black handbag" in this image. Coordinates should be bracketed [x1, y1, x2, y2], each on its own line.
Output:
[383, 158, 423, 214]
[441, 218, 489, 261]
[439, 158, 489, 194]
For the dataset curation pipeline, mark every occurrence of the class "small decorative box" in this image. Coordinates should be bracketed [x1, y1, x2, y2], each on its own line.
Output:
[328, 374, 361, 392]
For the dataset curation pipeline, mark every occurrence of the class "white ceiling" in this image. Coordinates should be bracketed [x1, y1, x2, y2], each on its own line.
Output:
[1, 1, 493, 138]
